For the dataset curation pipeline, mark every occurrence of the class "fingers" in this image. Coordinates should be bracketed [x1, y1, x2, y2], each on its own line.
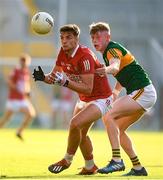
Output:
[32, 69, 36, 79]
[32, 69, 37, 74]
[32, 68, 39, 76]
[32, 68, 40, 81]
[95, 67, 106, 75]
[38, 66, 43, 72]
[32, 66, 45, 81]
[96, 67, 104, 71]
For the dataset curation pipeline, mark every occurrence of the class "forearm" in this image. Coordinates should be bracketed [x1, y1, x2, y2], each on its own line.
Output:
[66, 80, 92, 95]
[44, 74, 53, 84]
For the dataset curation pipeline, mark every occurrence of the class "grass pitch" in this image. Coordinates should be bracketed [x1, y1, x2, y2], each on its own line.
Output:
[0, 129, 163, 179]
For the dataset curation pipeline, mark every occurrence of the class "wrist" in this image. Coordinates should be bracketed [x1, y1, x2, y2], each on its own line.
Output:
[63, 80, 69, 87]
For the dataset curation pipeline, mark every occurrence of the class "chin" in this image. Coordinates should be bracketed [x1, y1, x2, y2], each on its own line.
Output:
[95, 47, 101, 52]
[63, 47, 69, 51]
[94, 45, 100, 51]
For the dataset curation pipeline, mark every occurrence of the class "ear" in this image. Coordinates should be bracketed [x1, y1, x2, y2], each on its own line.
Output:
[106, 33, 110, 41]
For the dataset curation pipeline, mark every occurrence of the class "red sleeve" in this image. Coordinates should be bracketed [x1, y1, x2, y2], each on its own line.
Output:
[9, 68, 18, 82]
[78, 54, 95, 74]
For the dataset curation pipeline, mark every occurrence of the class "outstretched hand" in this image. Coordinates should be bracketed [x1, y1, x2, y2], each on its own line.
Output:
[32, 66, 45, 81]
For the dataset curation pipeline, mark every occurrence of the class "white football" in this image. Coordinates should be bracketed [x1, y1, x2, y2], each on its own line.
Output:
[31, 12, 54, 34]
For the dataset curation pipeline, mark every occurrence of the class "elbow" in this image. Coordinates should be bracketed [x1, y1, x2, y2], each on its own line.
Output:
[80, 85, 93, 95]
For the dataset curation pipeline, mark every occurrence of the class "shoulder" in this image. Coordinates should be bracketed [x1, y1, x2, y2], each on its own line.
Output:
[79, 45, 93, 54]
[9, 67, 19, 79]
[104, 41, 129, 60]
[108, 41, 128, 55]
[78, 45, 97, 60]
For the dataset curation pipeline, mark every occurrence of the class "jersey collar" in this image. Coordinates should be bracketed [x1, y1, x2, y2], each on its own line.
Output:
[71, 44, 79, 58]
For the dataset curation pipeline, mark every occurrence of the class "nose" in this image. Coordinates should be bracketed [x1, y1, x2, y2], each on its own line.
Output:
[61, 39, 67, 46]
[92, 38, 96, 44]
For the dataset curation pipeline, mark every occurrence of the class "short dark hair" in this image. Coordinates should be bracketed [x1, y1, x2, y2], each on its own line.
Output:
[89, 22, 110, 35]
[60, 24, 80, 37]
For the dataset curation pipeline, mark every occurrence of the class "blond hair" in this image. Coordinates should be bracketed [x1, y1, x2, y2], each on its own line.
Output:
[20, 53, 31, 66]
[89, 22, 110, 35]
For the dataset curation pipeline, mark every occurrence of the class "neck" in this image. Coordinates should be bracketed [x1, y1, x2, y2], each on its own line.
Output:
[65, 49, 74, 57]
[65, 44, 79, 58]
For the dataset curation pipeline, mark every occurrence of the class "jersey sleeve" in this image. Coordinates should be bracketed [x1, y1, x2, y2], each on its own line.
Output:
[9, 68, 18, 82]
[78, 54, 95, 74]
[106, 48, 122, 60]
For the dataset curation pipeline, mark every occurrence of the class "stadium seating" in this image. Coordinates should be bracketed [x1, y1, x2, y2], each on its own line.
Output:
[27, 42, 56, 58]
[0, 42, 24, 57]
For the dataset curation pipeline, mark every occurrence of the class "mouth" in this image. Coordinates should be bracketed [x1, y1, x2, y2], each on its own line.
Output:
[62, 45, 68, 49]
[94, 44, 99, 49]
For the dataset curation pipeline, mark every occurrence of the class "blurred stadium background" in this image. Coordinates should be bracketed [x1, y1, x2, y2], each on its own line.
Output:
[0, 0, 163, 131]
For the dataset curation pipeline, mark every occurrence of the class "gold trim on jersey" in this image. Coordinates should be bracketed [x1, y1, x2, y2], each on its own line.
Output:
[109, 49, 119, 58]
[132, 88, 144, 100]
[119, 53, 135, 71]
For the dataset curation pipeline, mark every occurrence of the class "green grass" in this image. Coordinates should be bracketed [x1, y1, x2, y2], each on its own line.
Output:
[0, 129, 163, 179]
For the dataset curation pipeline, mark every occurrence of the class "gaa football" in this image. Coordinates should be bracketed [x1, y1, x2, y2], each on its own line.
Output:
[31, 12, 54, 34]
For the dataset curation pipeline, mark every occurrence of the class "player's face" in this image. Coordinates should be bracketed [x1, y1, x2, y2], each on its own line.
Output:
[20, 58, 26, 68]
[90, 31, 110, 53]
[60, 32, 78, 55]
[20, 58, 30, 68]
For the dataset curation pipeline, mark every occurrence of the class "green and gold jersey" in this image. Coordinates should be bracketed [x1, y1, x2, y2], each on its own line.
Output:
[103, 41, 151, 94]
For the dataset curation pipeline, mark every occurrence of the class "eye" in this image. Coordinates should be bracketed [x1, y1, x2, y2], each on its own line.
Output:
[67, 35, 72, 39]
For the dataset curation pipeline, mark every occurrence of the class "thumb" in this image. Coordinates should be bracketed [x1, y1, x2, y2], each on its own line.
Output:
[33, 69, 37, 74]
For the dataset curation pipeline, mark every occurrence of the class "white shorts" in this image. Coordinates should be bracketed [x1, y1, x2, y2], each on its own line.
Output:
[6, 99, 31, 112]
[76, 96, 113, 116]
[128, 84, 157, 111]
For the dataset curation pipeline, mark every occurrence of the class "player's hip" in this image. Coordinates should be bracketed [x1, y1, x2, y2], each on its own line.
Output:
[6, 99, 31, 112]
[128, 84, 157, 111]
[76, 95, 113, 116]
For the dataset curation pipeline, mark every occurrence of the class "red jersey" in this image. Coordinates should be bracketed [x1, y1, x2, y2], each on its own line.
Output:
[8, 67, 30, 100]
[56, 45, 112, 102]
